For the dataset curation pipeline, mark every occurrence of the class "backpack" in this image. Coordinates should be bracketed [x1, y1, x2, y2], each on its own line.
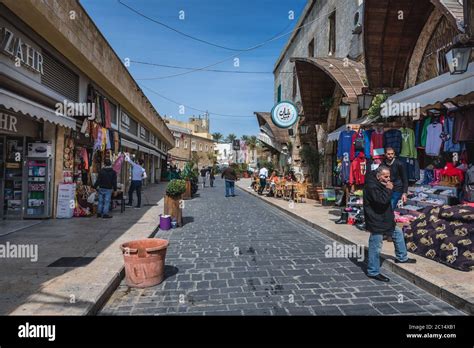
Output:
[354, 133, 365, 151]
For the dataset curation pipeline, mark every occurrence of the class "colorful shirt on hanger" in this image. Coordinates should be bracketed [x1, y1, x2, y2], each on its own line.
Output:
[349, 152, 367, 185]
[383, 129, 402, 155]
[370, 128, 385, 159]
[337, 130, 355, 159]
[340, 158, 351, 184]
[420, 117, 432, 147]
[443, 116, 461, 152]
[349, 130, 364, 161]
[363, 129, 373, 159]
[425, 122, 443, 156]
[399, 127, 417, 158]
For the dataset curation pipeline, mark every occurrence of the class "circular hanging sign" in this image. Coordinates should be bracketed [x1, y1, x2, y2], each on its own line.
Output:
[271, 101, 299, 128]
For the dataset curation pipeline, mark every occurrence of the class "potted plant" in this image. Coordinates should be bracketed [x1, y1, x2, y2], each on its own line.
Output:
[180, 162, 196, 200]
[164, 179, 186, 226]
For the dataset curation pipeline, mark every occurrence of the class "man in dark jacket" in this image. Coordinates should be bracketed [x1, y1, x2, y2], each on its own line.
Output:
[221, 163, 237, 197]
[94, 159, 117, 218]
[384, 147, 408, 209]
[364, 165, 415, 282]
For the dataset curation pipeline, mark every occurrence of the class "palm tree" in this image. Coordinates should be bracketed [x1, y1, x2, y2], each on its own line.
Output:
[246, 135, 257, 150]
[226, 133, 237, 143]
[241, 135, 249, 142]
[212, 132, 223, 143]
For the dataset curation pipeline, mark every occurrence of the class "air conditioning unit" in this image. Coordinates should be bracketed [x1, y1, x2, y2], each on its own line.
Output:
[352, 7, 363, 35]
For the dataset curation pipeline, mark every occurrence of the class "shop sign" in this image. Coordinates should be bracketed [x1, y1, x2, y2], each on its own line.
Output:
[271, 101, 298, 128]
[232, 139, 240, 151]
[0, 111, 18, 133]
[0, 27, 44, 74]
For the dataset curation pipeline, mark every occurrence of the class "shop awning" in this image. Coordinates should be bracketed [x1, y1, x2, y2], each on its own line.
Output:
[382, 63, 474, 117]
[121, 138, 162, 157]
[364, 0, 463, 92]
[0, 88, 76, 129]
[254, 112, 289, 145]
[290, 57, 366, 123]
[258, 132, 282, 153]
[327, 115, 380, 142]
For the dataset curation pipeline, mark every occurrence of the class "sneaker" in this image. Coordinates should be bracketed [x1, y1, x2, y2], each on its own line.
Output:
[367, 274, 390, 282]
[395, 258, 417, 264]
[97, 214, 102, 218]
[125, 203, 133, 207]
[134, 206, 141, 209]
[102, 214, 113, 218]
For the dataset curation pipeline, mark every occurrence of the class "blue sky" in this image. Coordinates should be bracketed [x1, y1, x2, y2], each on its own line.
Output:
[80, 0, 306, 137]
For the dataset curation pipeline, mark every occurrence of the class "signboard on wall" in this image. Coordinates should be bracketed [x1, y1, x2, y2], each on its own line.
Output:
[271, 101, 299, 128]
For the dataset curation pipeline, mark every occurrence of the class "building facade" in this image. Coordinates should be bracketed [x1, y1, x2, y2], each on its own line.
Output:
[0, 0, 174, 219]
[165, 117, 216, 170]
[273, 0, 366, 185]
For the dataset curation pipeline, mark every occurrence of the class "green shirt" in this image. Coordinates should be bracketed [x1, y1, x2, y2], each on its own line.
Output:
[399, 127, 417, 159]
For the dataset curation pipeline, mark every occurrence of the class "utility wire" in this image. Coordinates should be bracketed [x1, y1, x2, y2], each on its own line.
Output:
[122, 3, 346, 80]
[140, 84, 255, 118]
[118, 0, 296, 52]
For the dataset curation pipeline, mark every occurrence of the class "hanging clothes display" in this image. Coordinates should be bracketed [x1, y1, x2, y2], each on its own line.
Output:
[383, 129, 402, 155]
[370, 128, 385, 159]
[340, 158, 351, 184]
[453, 109, 474, 142]
[113, 153, 125, 174]
[363, 129, 374, 159]
[425, 121, 443, 156]
[103, 99, 112, 129]
[350, 130, 364, 161]
[337, 130, 355, 159]
[400, 127, 417, 158]
[420, 116, 432, 147]
[349, 152, 367, 185]
[399, 156, 420, 182]
[443, 116, 461, 153]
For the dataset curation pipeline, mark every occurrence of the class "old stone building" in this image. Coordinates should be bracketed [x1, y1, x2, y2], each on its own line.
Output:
[273, 0, 366, 185]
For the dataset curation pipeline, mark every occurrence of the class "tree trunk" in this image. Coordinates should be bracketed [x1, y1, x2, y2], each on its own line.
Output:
[164, 195, 183, 226]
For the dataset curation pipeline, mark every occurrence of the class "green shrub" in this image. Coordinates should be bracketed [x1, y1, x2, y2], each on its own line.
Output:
[166, 179, 186, 198]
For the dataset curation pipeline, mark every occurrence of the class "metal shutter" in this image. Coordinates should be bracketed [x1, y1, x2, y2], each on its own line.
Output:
[41, 51, 79, 102]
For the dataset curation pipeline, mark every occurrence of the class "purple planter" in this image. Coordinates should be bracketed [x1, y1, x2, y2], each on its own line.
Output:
[160, 215, 171, 230]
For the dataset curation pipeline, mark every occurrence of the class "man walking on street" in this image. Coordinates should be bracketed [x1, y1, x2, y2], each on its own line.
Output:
[200, 166, 208, 187]
[258, 165, 268, 195]
[94, 159, 117, 218]
[384, 147, 408, 209]
[221, 163, 237, 197]
[364, 165, 416, 282]
[126, 156, 146, 209]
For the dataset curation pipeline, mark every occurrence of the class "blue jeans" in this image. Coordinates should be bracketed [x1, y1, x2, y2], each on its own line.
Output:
[128, 180, 142, 207]
[367, 226, 408, 276]
[97, 188, 113, 215]
[225, 180, 235, 196]
[391, 191, 403, 210]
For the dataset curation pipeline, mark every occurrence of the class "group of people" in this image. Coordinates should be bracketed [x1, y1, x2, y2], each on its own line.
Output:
[200, 166, 216, 187]
[93, 155, 147, 218]
[250, 166, 298, 196]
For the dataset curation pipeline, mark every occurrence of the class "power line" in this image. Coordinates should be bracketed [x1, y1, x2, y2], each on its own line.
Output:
[118, 0, 292, 52]
[140, 84, 255, 118]
[121, 3, 346, 80]
[130, 60, 293, 78]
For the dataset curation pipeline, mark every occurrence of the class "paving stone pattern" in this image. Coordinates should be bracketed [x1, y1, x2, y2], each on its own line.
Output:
[101, 179, 463, 316]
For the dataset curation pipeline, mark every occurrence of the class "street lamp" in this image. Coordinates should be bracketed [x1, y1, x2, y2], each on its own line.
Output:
[338, 103, 350, 118]
[445, 46, 472, 74]
[357, 93, 374, 110]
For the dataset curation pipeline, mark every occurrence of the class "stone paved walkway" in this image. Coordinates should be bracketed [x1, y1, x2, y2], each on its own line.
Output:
[101, 178, 463, 316]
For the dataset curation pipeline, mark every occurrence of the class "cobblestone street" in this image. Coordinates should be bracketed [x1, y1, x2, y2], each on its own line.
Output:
[101, 179, 463, 316]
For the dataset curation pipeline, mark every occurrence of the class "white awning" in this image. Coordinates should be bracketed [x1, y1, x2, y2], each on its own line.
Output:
[258, 132, 282, 152]
[383, 63, 474, 117]
[121, 138, 139, 150]
[327, 115, 380, 142]
[0, 88, 76, 129]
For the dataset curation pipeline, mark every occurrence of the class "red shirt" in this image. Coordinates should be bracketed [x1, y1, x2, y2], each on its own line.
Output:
[350, 153, 367, 185]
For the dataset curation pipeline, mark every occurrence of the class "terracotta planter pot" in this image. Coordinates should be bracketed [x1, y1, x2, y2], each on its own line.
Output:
[120, 239, 169, 288]
[164, 195, 183, 226]
[182, 180, 192, 200]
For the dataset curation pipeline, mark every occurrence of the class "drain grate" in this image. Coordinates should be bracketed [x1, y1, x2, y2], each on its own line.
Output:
[47, 257, 95, 268]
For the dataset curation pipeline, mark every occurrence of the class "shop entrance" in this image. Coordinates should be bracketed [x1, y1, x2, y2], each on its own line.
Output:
[1, 135, 25, 219]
